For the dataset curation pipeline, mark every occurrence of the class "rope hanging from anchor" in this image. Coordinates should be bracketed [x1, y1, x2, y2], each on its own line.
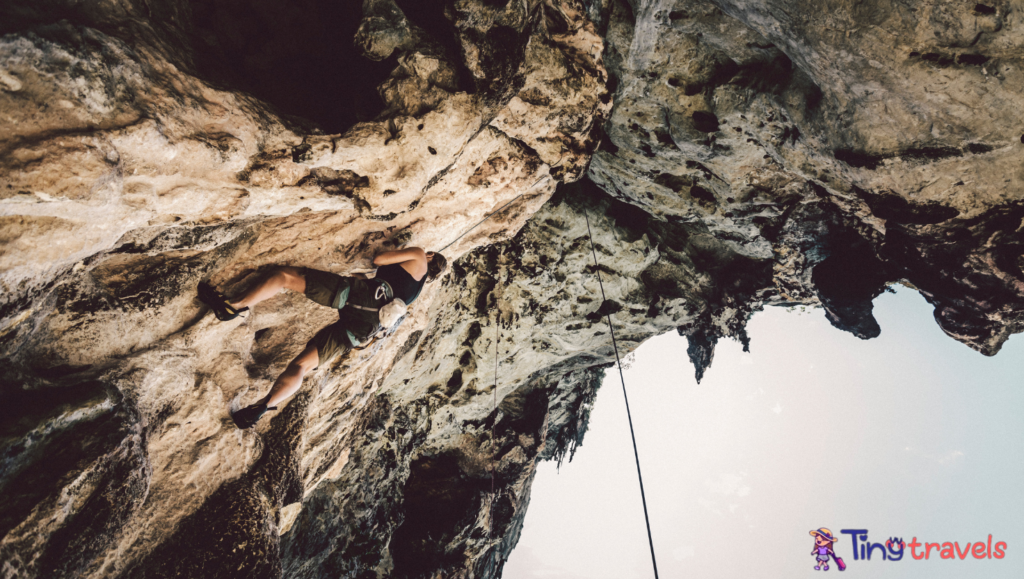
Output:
[490, 282, 500, 532]
[487, 255, 505, 571]
[583, 207, 661, 579]
[473, 194, 660, 578]
[437, 176, 550, 254]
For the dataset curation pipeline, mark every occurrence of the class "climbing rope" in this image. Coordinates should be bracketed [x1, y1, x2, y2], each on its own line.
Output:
[490, 301, 499, 533]
[464, 185, 659, 577]
[443, 174, 544, 567]
[437, 176, 551, 253]
[488, 267, 502, 572]
[583, 207, 661, 579]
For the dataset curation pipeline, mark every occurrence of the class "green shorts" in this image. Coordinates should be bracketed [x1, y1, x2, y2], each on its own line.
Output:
[303, 268, 350, 309]
[303, 270, 383, 364]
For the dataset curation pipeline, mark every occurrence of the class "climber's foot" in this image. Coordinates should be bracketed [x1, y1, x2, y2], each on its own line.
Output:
[231, 402, 276, 429]
[198, 282, 248, 321]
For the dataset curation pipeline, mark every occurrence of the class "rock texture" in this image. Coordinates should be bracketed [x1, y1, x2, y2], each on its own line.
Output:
[1, 1, 1022, 578]
[591, 0, 1024, 357]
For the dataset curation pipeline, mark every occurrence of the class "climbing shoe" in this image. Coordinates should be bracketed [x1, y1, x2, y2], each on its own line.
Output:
[231, 402, 276, 429]
[198, 281, 248, 321]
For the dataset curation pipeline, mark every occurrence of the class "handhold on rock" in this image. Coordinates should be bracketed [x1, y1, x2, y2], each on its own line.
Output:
[299, 167, 370, 197]
[585, 299, 622, 321]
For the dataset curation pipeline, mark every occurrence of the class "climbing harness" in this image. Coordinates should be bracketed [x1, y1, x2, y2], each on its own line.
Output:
[345, 280, 407, 330]
[437, 175, 551, 253]
[583, 208, 661, 579]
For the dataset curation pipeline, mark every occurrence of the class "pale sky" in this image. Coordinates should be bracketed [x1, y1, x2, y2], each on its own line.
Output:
[503, 287, 1023, 578]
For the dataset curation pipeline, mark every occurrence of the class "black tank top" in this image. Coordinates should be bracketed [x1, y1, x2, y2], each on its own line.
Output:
[376, 263, 426, 304]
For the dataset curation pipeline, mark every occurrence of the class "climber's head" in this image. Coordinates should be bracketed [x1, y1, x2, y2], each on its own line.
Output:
[426, 252, 448, 282]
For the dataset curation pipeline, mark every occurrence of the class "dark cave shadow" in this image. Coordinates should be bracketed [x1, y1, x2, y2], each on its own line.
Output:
[185, 0, 398, 134]
[184, 0, 474, 134]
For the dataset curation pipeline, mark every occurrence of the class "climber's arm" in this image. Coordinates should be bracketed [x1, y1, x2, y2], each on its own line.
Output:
[373, 247, 426, 266]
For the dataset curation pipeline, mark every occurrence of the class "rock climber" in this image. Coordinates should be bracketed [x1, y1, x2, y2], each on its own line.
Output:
[197, 247, 447, 429]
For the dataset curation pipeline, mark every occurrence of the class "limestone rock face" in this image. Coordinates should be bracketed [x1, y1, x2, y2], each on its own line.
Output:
[590, 0, 1024, 356]
[0, 1, 610, 577]
[0, 1, 1022, 578]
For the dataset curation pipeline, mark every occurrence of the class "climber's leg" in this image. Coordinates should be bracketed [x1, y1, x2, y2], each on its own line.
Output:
[230, 266, 306, 309]
[259, 312, 358, 406]
[262, 343, 320, 408]
[232, 337, 326, 429]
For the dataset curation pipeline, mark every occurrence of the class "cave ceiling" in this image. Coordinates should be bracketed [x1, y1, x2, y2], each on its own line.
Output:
[1, 1, 1022, 578]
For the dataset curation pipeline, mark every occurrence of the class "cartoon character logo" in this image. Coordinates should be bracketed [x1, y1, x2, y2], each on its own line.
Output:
[810, 528, 846, 571]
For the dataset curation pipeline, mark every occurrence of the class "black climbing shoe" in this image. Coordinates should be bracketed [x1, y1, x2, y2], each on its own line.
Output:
[198, 282, 248, 321]
[231, 402, 276, 429]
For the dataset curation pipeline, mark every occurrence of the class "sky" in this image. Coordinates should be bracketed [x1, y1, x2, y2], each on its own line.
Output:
[503, 287, 1023, 578]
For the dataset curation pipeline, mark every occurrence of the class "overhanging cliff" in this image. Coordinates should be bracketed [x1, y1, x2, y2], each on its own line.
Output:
[1, 1, 1022, 578]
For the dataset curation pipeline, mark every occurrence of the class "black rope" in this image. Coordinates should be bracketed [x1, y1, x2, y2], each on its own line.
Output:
[437, 176, 550, 253]
[488, 273, 502, 572]
[583, 208, 661, 579]
[491, 304, 499, 529]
